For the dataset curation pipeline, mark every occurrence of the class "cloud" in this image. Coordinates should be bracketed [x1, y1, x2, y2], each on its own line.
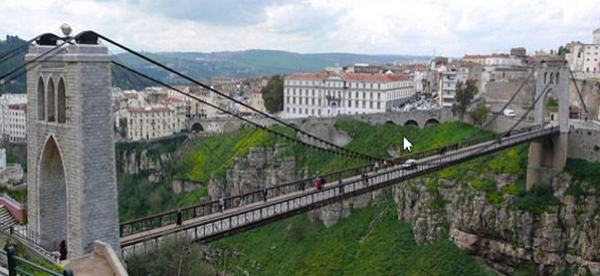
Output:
[1, 0, 600, 57]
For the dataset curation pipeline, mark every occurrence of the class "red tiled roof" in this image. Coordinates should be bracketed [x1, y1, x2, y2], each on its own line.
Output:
[286, 72, 410, 82]
[8, 104, 27, 111]
[127, 106, 171, 113]
[340, 72, 410, 82]
[285, 72, 331, 80]
[123, 93, 139, 99]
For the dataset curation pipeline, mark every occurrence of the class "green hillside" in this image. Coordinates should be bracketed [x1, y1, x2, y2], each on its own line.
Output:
[178, 121, 491, 185]
[211, 196, 495, 276]
[0, 35, 27, 94]
[117, 121, 490, 221]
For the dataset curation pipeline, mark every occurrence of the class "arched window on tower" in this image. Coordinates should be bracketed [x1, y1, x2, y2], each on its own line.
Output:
[550, 72, 554, 84]
[47, 78, 56, 122]
[555, 72, 559, 84]
[58, 78, 66, 123]
[544, 72, 548, 84]
[37, 77, 45, 121]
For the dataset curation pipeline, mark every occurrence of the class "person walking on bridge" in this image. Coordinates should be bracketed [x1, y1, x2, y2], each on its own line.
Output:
[176, 209, 183, 226]
[262, 188, 268, 202]
[315, 176, 325, 190]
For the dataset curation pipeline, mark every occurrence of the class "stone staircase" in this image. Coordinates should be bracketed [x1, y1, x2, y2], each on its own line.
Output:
[0, 205, 17, 230]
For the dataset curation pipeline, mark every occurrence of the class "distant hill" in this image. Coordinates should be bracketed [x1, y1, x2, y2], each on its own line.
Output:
[0, 35, 27, 94]
[114, 49, 430, 85]
[1, 35, 431, 91]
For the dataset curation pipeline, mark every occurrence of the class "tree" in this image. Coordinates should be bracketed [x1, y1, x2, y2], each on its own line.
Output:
[261, 75, 283, 114]
[125, 235, 215, 276]
[557, 45, 570, 56]
[451, 79, 478, 123]
[471, 103, 490, 129]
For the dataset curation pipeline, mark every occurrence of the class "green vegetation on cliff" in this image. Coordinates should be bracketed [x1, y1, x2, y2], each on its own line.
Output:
[180, 120, 490, 183]
[117, 121, 490, 221]
[212, 196, 495, 276]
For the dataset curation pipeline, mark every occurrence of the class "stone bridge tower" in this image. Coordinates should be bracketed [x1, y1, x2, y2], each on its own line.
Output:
[526, 60, 570, 188]
[26, 31, 119, 257]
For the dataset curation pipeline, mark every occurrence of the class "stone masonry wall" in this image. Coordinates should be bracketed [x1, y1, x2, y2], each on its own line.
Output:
[568, 129, 600, 162]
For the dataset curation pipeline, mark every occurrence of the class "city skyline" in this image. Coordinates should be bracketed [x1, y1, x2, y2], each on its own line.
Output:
[1, 0, 600, 57]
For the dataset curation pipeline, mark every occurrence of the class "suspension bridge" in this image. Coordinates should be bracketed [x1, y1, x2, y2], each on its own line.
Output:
[0, 28, 591, 274]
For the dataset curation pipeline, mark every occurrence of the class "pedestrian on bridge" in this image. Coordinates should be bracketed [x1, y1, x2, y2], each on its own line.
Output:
[262, 188, 268, 202]
[315, 176, 325, 190]
[176, 209, 183, 226]
[219, 197, 225, 212]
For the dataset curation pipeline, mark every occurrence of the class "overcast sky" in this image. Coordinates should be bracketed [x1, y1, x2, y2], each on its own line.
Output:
[1, 0, 600, 57]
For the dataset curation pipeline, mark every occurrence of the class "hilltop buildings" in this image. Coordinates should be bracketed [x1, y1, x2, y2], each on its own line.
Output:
[565, 28, 600, 77]
[112, 78, 268, 141]
[283, 69, 415, 118]
[0, 93, 27, 143]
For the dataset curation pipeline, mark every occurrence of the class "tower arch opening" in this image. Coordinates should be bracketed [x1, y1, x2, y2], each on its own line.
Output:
[58, 78, 66, 123]
[38, 136, 68, 251]
[47, 78, 56, 122]
[37, 77, 45, 120]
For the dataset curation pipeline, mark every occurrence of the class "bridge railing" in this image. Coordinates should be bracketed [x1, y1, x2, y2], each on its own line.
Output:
[119, 125, 543, 237]
[0, 246, 72, 276]
[120, 126, 559, 253]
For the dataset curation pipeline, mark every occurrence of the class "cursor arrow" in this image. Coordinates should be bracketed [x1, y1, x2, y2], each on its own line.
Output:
[403, 136, 413, 152]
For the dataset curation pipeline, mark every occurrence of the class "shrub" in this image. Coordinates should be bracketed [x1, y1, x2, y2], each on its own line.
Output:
[512, 183, 560, 214]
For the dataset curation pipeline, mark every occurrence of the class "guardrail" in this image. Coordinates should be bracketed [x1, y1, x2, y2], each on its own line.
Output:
[0, 223, 58, 264]
[118, 125, 545, 238]
[0, 246, 72, 276]
[120, 126, 559, 256]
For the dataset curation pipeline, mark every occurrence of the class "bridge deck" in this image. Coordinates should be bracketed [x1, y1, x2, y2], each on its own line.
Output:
[119, 126, 559, 257]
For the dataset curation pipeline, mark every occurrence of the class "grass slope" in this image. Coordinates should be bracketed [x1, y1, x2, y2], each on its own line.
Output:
[180, 121, 491, 184]
[212, 197, 495, 276]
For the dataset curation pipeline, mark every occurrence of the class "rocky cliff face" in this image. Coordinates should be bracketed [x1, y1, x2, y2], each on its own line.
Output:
[117, 150, 170, 183]
[209, 146, 297, 199]
[393, 173, 600, 275]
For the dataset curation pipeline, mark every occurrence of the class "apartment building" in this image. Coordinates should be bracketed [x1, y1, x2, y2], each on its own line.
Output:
[566, 28, 600, 76]
[7, 104, 27, 143]
[283, 72, 414, 118]
[438, 68, 469, 108]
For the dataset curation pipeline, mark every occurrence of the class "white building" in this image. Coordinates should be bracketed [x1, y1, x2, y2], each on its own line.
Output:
[566, 28, 600, 76]
[0, 148, 5, 172]
[283, 72, 414, 118]
[438, 68, 469, 108]
[0, 93, 27, 141]
[7, 104, 27, 143]
[121, 105, 179, 141]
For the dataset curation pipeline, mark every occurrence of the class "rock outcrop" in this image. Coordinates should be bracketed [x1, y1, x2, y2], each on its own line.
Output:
[209, 146, 297, 199]
[393, 173, 600, 275]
